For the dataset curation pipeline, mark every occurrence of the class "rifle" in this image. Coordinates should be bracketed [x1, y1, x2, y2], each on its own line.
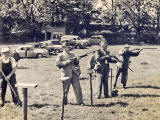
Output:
[70, 49, 99, 64]
[0, 70, 18, 97]
[130, 47, 157, 52]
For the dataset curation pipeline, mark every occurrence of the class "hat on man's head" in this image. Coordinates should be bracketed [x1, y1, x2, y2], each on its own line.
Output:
[124, 44, 130, 48]
[1, 47, 10, 53]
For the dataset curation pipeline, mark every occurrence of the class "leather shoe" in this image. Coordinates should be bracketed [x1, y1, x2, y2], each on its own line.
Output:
[78, 102, 85, 106]
[0, 103, 4, 107]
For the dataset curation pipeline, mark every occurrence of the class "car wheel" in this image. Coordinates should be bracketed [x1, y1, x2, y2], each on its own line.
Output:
[37, 53, 43, 58]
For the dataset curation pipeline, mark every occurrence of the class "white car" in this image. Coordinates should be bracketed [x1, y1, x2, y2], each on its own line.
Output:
[16, 45, 49, 58]
[61, 35, 90, 49]
[39, 40, 63, 53]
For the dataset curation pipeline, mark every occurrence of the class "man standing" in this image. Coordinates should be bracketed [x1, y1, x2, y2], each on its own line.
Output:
[88, 40, 117, 99]
[55, 42, 84, 105]
[113, 44, 141, 89]
[0, 48, 22, 107]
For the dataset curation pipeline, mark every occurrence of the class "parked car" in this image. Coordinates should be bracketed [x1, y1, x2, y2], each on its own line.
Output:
[26, 42, 51, 52]
[16, 45, 49, 58]
[61, 35, 90, 49]
[39, 39, 64, 54]
[88, 35, 105, 45]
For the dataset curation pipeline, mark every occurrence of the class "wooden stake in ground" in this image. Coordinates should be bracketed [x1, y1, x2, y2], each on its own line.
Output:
[61, 81, 65, 120]
[89, 73, 93, 106]
[110, 68, 113, 97]
[16, 83, 38, 120]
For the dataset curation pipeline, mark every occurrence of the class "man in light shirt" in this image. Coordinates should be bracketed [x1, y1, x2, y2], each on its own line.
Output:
[55, 42, 84, 105]
[0, 47, 22, 107]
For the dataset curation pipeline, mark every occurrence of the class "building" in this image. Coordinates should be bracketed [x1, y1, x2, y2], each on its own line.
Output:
[42, 26, 66, 41]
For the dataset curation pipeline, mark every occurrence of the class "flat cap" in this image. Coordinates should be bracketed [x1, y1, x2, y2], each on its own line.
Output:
[1, 47, 10, 53]
[124, 44, 130, 48]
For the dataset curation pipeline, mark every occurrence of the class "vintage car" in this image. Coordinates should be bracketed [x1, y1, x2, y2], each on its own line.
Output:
[39, 39, 73, 54]
[16, 45, 49, 58]
[88, 35, 105, 45]
[61, 35, 90, 49]
[39, 39, 63, 54]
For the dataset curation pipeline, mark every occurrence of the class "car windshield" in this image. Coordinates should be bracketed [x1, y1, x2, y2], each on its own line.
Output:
[52, 41, 60, 45]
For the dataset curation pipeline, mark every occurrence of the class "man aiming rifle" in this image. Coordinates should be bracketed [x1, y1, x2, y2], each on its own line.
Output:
[113, 44, 157, 89]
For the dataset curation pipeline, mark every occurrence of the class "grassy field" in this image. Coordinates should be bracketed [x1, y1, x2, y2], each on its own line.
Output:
[0, 44, 160, 120]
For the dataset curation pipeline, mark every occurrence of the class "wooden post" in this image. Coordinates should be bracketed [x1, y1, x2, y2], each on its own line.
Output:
[23, 88, 28, 120]
[16, 83, 38, 120]
[110, 68, 113, 97]
[89, 73, 93, 106]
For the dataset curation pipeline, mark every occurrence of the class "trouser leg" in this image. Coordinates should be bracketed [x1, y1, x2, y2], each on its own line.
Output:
[71, 73, 83, 104]
[96, 73, 103, 98]
[1, 80, 7, 104]
[121, 69, 128, 87]
[62, 79, 71, 104]
[103, 71, 109, 97]
[114, 68, 122, 88]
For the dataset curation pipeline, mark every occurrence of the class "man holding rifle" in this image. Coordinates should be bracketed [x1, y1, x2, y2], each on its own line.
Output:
[0, 47, 22, 107]
[113, 44, 141, 89]
[55, 42, 84, 105]
[88, 40, 117, 99]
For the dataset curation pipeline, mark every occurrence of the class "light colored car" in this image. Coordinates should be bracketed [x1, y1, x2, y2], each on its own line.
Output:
[61, 35, 90, 49]
[16, 45, 49, 58]
[89, 35, 105, 45]
[39, 40, 63, 53]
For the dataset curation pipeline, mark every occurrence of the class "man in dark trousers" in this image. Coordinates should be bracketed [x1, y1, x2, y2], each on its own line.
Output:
[0, 48, 22, 107]
[88, 40, 117, 99]
[113, 44, 141, 89]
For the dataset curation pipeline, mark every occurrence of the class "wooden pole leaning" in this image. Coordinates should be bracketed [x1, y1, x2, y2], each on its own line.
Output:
[89, 73, 93, 106]
[15, 83, 38, 120]
[61, 81, 65, 120]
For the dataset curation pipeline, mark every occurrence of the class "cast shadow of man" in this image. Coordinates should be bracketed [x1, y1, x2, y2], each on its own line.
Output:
[126, 85, 160, 89]
[69, 101, 128, 108]
[28, 103, 60, 108]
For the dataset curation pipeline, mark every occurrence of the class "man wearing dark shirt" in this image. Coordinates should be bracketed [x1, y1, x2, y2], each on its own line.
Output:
[88, 40, 117, 98]
[114, 44, 141, 89]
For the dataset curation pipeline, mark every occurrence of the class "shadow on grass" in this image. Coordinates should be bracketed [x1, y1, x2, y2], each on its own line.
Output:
[69, 101, 128, 108]
[126, 85, 160, 89]
[28, 103, 60, 108]
[121, 94, 160, 98]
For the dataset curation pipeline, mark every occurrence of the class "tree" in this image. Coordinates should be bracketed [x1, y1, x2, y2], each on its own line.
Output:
[114, 0, 158, 42]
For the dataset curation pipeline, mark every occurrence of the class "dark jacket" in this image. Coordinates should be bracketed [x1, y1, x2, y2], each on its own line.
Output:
[94, 49, 117, 73]
[121, 50, 140, 69]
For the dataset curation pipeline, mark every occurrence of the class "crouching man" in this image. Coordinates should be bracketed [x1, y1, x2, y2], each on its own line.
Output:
[0, 48, 22, 107]
[55, 42, 84, 105]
